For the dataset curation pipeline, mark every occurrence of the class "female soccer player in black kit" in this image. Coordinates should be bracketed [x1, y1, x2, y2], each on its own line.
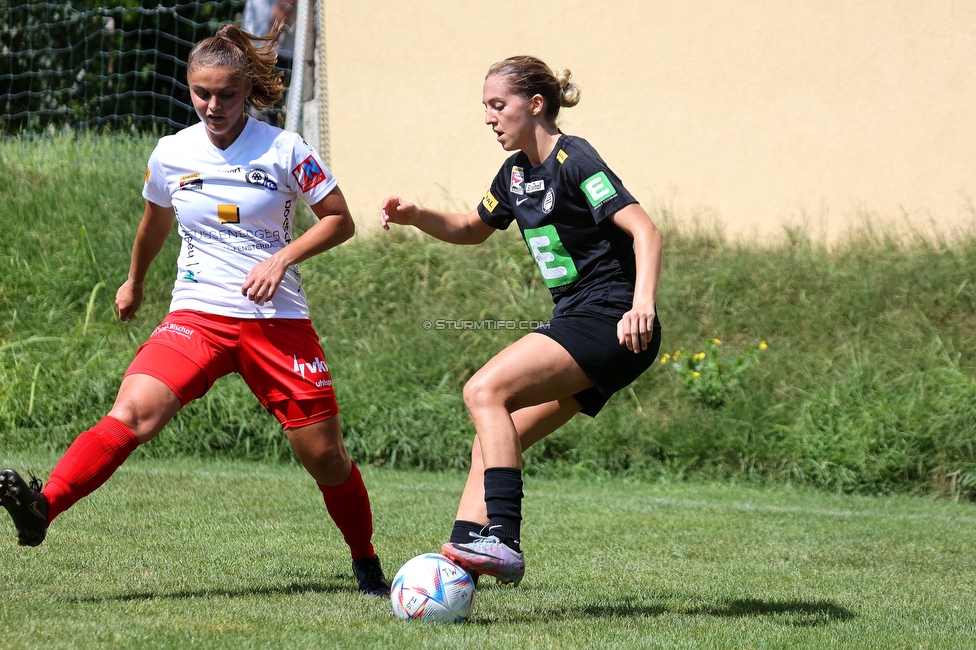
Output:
[380, 55, 663, 587]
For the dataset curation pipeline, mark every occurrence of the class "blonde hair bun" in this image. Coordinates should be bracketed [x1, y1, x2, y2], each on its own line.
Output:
[555, 68, 581, 108]
[486, 55, 581, 122]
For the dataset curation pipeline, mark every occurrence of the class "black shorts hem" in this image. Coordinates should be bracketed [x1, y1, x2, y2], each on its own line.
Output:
[535, 310, 661, 416]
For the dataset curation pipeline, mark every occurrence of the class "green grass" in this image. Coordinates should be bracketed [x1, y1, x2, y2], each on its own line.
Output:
[0, 457, 974, 649]
[3, 135, 976, 499]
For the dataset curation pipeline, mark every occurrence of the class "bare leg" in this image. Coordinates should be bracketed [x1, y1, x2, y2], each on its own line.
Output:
[284, 414, 351, 486]
[454, 332, 590, 523]
[107, 374, 183, 443]
[442, 333, 591, 584]
[455, 397, 581, 524]
[462, 333, 592, 469]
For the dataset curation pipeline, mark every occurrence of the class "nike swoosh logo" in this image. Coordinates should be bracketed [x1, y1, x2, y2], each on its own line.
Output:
[28, 502, 44, 519]
[516, 197, 529, 205]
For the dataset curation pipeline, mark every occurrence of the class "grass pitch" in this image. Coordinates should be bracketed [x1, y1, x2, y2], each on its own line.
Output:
[0, 458, 973, 649]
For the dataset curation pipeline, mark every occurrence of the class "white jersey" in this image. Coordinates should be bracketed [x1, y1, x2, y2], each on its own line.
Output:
[142, 118, 337, 318]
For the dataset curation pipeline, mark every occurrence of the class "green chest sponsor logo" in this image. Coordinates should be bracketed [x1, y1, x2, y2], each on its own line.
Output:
[581, 171, 617, 207]
[523, 224, 580, 288]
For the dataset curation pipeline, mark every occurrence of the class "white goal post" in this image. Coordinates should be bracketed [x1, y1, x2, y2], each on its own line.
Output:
[285, 0, 329, 167]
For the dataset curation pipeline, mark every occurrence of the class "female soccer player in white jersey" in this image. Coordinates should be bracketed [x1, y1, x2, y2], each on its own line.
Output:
[381, 56, 663, 588]
[0, 22, 390, 597]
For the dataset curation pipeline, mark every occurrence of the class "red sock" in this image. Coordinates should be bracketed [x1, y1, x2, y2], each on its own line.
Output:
[42, 416, 139, 523]
[318, 463, 376, 561]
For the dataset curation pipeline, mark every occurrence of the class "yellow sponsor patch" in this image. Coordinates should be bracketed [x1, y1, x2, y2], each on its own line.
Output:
[482, 190, 499, 213]
[145, 167, 151, 183]
[217, 204, 240, 224]
[556, 149, 568, 164]
[179, 173, 201, 181]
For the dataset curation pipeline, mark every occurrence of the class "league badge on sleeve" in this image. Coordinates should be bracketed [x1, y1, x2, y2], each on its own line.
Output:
[292, 155, 329, 193]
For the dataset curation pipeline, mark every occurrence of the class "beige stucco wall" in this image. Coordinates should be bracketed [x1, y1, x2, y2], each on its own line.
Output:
[320, 1, 976, 241]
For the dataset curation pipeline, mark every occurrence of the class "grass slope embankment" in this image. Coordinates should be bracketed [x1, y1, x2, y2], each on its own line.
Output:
[2, 136, 976, 499]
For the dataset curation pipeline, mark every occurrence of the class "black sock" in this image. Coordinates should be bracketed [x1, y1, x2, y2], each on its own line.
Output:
[448, 519, 483, 587]
[449, 519, 485, 544]
[484, 467, 523, 552]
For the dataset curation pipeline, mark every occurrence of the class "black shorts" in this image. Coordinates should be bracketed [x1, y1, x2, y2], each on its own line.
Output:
[537, 309, 662, 417]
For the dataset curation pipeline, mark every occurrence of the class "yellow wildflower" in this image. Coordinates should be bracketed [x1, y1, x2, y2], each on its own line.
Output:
[660, 353, 670, 364]
[673, 350, 682, 360]
[759, 340, 768, 350]
[693, 371, 701, 377]
[712, 338, 721, 345]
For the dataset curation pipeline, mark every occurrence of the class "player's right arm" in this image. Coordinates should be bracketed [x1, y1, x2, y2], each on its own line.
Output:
[116, 200, 176, 323]
[380, 196, 494, 245]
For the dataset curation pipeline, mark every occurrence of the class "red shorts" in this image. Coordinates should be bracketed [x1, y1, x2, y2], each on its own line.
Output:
[125, 310, 339, 429]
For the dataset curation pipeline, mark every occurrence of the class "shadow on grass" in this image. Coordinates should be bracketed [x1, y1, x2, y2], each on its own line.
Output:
[474, 594, 855, 627]
[69, 577, 354, 604]
[690, 598, 856, 625]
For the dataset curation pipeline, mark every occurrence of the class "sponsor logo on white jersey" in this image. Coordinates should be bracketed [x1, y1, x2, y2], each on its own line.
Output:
[245, 168, 278, 191]
[179, 173, 203, 192]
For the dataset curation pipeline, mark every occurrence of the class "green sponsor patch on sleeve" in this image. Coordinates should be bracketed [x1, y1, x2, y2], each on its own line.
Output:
[581, 171, 617, 208]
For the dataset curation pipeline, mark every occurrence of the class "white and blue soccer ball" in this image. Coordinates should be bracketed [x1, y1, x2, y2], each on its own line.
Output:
[390, 553, 477, 623]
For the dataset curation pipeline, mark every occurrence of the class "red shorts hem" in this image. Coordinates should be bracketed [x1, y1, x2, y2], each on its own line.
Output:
[125, 342, 209, 407]
[270, 397, 340, 430]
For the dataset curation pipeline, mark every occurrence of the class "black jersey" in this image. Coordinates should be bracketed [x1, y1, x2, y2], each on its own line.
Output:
[477, 134, 640, 316]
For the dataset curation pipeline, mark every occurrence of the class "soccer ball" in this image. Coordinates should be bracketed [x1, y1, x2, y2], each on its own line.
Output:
[390, 553, 477, 623]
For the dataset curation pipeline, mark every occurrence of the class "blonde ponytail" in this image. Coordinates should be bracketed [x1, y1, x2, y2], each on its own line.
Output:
[187, 21, 287, 111]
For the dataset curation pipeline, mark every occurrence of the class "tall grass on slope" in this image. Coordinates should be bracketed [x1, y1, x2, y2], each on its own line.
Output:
[2, 136, 976, 499]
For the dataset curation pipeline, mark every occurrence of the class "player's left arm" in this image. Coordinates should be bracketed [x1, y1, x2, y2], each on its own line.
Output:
[242, 186, 354, 304]
[609, 202, 662, 353]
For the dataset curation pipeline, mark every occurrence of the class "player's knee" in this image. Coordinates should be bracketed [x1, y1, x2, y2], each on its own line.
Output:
[316, 438, 350, 467]
[304, 445, 351, 486]
[106, 400, 162, 442]
[463, 375, 505, 412]
[314, 446, 350, 475]
[286, 419, 350, 476]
